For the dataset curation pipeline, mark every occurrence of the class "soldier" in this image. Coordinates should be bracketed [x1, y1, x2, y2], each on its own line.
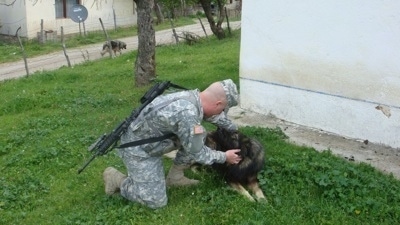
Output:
[103, 79, 241, 209]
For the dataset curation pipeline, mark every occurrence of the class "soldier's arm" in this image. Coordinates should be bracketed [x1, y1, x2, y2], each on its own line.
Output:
[171, 108, 226, 165]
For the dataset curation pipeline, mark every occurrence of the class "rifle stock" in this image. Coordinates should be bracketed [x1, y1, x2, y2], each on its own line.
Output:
[78, 81, 175, 174]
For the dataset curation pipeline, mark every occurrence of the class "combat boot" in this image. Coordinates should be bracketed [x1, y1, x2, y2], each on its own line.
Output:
[166, 164, 199, 186]
[103, 167, 127, 195]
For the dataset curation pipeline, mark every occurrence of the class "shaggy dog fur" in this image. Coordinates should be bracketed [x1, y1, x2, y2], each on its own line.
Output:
[100, 40, 127, 57]
[204, 127, 267, 202]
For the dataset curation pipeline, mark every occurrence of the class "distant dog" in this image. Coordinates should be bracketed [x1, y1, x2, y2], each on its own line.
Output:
[100, 40, 127, 57]
[204, 127, 267, 202]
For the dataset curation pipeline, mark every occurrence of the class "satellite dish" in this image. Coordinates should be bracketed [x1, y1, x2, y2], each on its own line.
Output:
[69, 4, 88, 23]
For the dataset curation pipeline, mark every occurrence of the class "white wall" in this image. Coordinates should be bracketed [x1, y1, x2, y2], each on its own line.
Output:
[239, 0, 400, 148]
[25, 2, 55, 38]
[0, 0, 27, 36]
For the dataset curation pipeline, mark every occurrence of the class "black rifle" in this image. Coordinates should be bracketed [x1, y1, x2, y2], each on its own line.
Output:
[78, 81, 186, 174]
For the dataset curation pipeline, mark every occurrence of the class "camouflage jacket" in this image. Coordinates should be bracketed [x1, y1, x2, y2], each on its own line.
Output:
[120, 89, 237, 165]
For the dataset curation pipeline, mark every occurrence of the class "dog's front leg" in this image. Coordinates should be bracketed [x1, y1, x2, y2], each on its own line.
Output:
[229, 182, 255, 202]
[248, 181, 267, 202]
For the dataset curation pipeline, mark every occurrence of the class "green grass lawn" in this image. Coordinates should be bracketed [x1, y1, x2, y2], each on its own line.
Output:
[1, 30, 399, 225]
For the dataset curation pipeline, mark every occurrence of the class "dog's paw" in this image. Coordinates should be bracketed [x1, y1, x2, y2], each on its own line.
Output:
[256, 197, 268, 204]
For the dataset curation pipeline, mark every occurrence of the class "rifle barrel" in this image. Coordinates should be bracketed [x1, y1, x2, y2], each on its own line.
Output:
[77, 154, 97, 174]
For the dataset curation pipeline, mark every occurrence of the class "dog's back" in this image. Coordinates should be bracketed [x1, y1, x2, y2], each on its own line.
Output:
[205, 127, 266, 202]
[101, 40, 127, 56]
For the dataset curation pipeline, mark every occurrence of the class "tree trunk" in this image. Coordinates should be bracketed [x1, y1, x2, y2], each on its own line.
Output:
[134, 0, 156, 87]
[153, 0, 164, 25]
[199, 0, 226, 39]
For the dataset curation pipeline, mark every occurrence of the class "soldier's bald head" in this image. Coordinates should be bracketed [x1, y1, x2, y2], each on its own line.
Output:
[203, 81, 228, 105]
[200, 79, 238, 118]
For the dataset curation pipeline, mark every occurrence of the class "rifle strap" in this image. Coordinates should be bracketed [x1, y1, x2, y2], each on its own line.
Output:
[169, 82, 188, 90]
[117, 133, 175, 149]
[117, 82, 189, 149]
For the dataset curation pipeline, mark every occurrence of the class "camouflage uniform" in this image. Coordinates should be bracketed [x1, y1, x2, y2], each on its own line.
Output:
[117, 79, 238, 209]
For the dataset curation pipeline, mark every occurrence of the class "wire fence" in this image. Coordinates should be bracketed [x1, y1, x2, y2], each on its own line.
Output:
[0, 11, 241, 81]
[1, 9, 240, 42]
[0, 13, 135, 41]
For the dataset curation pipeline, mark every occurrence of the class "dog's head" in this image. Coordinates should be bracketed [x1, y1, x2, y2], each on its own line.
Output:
[206, 127, 240, 152]
[120, 42, 127, 49]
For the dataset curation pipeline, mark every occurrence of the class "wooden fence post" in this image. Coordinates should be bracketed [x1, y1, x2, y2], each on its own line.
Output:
[169, 17, 179, 44]
[225, 7, 231, 35]
[99, 18, 113, 58]
[113, 8, 117, 31]
[16, 27, 29, 77]
[78, 21, 82, 36]
[198, 17, 208, 38]
[61, 26, 71, 67]
[40, 19, 45, 44]
[83, 21, 87, 36]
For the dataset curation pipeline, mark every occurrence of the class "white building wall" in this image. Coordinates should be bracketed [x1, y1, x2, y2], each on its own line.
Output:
[0, 0, 27, 36]
[239, 0, 400, 148]
[0, 0, 136, 39]
[25, 2, 55, 38]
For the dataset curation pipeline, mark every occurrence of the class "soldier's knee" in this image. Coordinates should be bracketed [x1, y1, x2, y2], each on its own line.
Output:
[145, 197, 168, 209]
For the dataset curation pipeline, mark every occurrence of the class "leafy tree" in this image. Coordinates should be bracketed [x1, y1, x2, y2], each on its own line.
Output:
[132, 0, 229, 86]
[158, 0, 186, 18]
[199, 0, 227, 39]
[159, 0, 228, 39]
[154, 0, 165, 24]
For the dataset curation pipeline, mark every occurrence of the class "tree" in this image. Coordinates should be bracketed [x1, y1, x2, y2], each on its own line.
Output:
[199, 0, 227, 39]
[154, 0, 164, 24]
[158, 0, 180, 18]
[157, 0, 228, 39]
[134, 0, 156, 87]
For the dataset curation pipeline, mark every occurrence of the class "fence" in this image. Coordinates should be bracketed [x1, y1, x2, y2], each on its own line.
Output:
[0, 17, 242, 81]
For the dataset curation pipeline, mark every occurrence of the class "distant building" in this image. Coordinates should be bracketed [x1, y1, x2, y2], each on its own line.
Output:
[0, 0, 137, 39]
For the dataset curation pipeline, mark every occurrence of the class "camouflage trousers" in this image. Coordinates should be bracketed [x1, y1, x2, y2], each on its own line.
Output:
[119, 152, 167, 209]
[117, 138, 190, 209]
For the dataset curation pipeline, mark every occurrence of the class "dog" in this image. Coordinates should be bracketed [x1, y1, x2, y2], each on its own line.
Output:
[100, 40, 127, 57]
[203, 127, 267, 202]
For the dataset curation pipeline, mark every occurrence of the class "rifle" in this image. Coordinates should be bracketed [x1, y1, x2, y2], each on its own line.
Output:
[78, 81, 186, 174]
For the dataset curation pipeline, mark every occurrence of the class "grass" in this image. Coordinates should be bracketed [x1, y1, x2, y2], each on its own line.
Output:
[1, 29, 400, 225]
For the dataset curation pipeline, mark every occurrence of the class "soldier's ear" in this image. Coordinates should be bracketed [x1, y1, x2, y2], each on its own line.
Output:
[215, 100, 226, 109]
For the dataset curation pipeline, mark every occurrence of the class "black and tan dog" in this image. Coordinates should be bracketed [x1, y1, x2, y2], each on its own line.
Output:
[100, 40, 127, 57]
[204, 127, 267, 202]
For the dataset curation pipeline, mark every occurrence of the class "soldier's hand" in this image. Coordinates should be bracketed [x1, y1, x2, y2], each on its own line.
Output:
[225, 149, 242, 165]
